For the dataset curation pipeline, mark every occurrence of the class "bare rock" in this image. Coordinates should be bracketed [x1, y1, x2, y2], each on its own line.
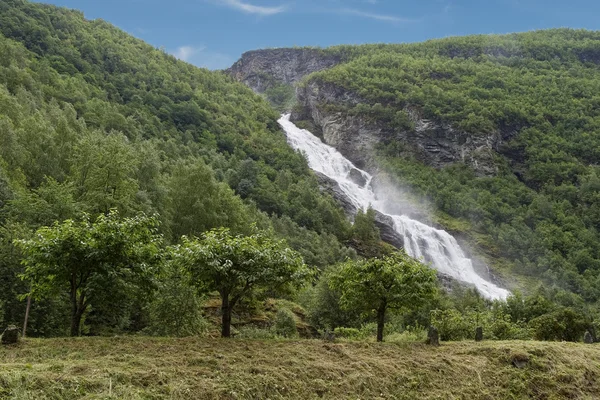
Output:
[475, 327, 483, 342]
[348, 168, 368, 187]
[511, 353, 529, 369]
[585, 331, 594, 344]
[227, 49, 341, 94]
[427, 326, 440, 346]
[1, 325, 19, 345]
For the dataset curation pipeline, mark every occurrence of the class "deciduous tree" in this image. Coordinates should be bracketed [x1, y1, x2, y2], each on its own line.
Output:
[15, 210, 162, 336]
[330, 252, 437, 342]
[173, 228, 309, 338]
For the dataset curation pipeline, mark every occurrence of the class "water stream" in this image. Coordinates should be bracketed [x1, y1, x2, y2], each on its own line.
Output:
[278, 114, 509, 300]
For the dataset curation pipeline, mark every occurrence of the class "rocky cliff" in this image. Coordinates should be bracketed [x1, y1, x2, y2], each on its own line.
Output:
[228, 49, 509, 292]
[228, 48, 514, 177]
[292, 80, 513, 176]
[227, 48, 341, 94]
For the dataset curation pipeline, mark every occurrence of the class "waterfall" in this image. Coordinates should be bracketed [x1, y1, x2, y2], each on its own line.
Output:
[278, 114, 510, 300]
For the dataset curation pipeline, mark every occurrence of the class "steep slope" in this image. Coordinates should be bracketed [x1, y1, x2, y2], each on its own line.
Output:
[231, 31, 600, 301]
[0, 0, 355, 335]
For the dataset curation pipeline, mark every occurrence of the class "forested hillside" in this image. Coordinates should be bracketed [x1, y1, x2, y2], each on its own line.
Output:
[289, 30, 600, 302]
[3, 0, 600, 344]
[0, 0, 355, 336]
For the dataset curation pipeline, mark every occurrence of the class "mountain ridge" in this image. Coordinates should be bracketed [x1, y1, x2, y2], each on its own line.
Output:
[229, 30, 600, 301]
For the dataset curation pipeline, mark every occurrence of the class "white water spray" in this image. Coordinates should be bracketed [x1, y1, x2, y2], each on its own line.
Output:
[279, 114, 509, 300]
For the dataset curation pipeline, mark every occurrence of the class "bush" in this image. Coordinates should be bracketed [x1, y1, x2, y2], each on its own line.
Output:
[431, 308, 531, 341]
[386, 327, 428, 343]
[298, 274, 361, 331]
[431, 309, 473, 341]
[145, 267, 208, 337]
[274, 308, 298, 338]
[236, 326, 279, 340]
[529, 307, 588, 341]
[333, 327, 362, 340]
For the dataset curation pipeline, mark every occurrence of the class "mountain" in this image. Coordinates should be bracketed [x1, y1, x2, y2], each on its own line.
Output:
[0, 0, 356, 335]
[229, 31, 600, 302]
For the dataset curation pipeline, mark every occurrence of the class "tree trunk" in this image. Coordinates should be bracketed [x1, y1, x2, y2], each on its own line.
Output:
[376, 306, 386, 342]
[70, 308, 84, 337]
[22, 295, 31, 338]
[70, 292, 87, 337]
[221, 292, 232, 338]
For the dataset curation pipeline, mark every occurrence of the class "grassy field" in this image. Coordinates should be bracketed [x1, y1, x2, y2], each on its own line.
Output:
[0, 337, 599, 399]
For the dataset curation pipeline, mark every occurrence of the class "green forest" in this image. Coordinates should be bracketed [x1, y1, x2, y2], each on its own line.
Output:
[300, 30, 600, 304]
[0, 0, 360, 337]
[0, 0, 599, 344]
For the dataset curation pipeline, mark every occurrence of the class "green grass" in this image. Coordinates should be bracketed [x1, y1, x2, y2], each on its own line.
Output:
[0, 337, 599, 399]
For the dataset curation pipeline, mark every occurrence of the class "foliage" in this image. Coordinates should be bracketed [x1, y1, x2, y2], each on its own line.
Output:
[431, 308, 531, 341]
[172, 228, 310, 337]
[144, 264, 208, 337]
[306, 29, 600, 301]
[429, 285, 596, 342]
[15, 210, 162, 336]
[264, 83, 296, 112]
[235, 326, 279, 340]
[352, 207, 380, 245]
[273, 308, 298, 338]
[298, 272, 362, 330]
[529, 307, 589, 342]
[329, 252, 438, 341]
[0, 0, 353, 335]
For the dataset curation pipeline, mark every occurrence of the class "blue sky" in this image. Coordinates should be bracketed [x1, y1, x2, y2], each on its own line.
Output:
[34, 0, 600, 70]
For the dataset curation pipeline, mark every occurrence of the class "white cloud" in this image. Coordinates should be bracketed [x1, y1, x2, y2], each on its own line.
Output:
[171, 45, 234, 70]
[339, 8, 416, 23]
[173, 45, 205, 61]
[219, 0, 287, 16]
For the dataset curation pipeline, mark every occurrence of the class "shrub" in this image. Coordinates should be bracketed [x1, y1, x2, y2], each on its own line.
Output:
[274, 308, 298, 338]
[529, 307, 588, 341]
[386, 327, 428, 343]
[431, 309, 473, 341]
[145, 267, 208, 337]
[431, 308, 532, 341]
[333, 327, 362, 340]
[236, 326, 279, 340]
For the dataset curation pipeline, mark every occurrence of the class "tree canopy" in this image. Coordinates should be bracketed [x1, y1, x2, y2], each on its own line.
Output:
[329, 252, 438, 341]
[173, 228, 310, 337]
[0, 0, 352, 334]
[300, 29, 600, 302]
[15, 210, 162, 336]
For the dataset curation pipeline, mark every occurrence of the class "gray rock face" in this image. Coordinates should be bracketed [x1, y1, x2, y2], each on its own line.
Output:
[293, 81, 513, 176]
[314, 171, 358, 216]
[475, 327, 484, 342]
[427, 326, 440, 346]
[348, 168, 368, 188]
[314, 172, 404, 250]
[227, 49, 341, 94]
[585, 331, 594, 344]
[373, 212, 405, 250]
[2, 325, 19, 345]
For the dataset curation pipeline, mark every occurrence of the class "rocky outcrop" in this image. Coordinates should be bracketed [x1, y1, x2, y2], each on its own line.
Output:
[314, 172, 404, 250]
[293, 80, 512, 176]
[228, 49, 516, 176]
[227, 49, 341, 94]
[1, 325, 19, 345]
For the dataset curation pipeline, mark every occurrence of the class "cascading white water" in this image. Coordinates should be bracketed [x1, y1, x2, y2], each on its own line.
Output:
[279, 114, 510, 300]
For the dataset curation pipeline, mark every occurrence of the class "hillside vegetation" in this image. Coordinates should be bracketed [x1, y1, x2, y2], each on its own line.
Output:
[0, 0, 355, 336]
[299, 30, 600, 302]
[2, 0, 600, 348]
[1, 337, 600, 399]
